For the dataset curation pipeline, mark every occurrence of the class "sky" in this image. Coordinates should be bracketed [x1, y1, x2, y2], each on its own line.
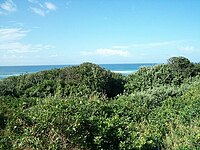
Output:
[0, 0, 200, 65]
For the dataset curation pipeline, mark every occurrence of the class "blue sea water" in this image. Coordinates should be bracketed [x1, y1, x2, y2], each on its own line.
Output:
[0, 63, 156, 79]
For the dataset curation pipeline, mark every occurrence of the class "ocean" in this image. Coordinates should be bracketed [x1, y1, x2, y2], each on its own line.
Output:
[0, 63, 156, 79]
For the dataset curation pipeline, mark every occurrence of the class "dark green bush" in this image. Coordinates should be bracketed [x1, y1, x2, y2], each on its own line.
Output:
[0, 63, 125, 98]
[125, 57, 200, 94]
[0, 57, 200, 149]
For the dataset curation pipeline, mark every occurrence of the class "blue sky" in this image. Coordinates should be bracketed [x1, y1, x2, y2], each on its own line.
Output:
[0, 0, 200, 65]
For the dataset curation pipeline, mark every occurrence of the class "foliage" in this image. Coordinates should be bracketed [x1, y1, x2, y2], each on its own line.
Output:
[125, 57, 199, 93]
[194, 63, 200, 75]
[0, 56, 200, 149]
[167, 56, 195, 76]
[0, 63, 125, 98]
[167, 56, 191, 70]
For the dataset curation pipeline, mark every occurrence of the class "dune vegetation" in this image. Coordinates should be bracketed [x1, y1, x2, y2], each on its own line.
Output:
[0, 56, 200, 150]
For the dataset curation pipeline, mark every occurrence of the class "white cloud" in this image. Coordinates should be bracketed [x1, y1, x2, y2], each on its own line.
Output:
[112, 45, 130, 49]
[82, 48, 130, 57]
[0, 28, 28, 42]
[0, 0, 17, 14]
[0, 42, 36, 53]
[7, 21, 25, 27]
[130, 41, 180, 48]
[143, 41, 177, 47]
[65, 0, 71, 8]
[30, 7, 45, 16]
[34, 44, 55, 50]
[48, 54, 58, 58]
[29, 1, 57, 16]
[0, 27, 55, 53]
[45, 2, 57, 10]
[113, 41, 181, 49]
[178, 46, 196, 54]
[28, 0, 38, 3]
[0, 42, 54, 53]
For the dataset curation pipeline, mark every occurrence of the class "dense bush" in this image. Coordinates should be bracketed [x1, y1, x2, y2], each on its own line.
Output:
[1, 81, 199, 149]
[0, 56, 200, 149]
[125, 57, 199, 93]
[0, 63, 125, 98]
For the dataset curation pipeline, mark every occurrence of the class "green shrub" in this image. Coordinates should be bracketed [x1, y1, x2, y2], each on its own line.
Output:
[0, 63, 125, 98]
[125, 57, 200, 94]
[0, 57, 200, 149]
